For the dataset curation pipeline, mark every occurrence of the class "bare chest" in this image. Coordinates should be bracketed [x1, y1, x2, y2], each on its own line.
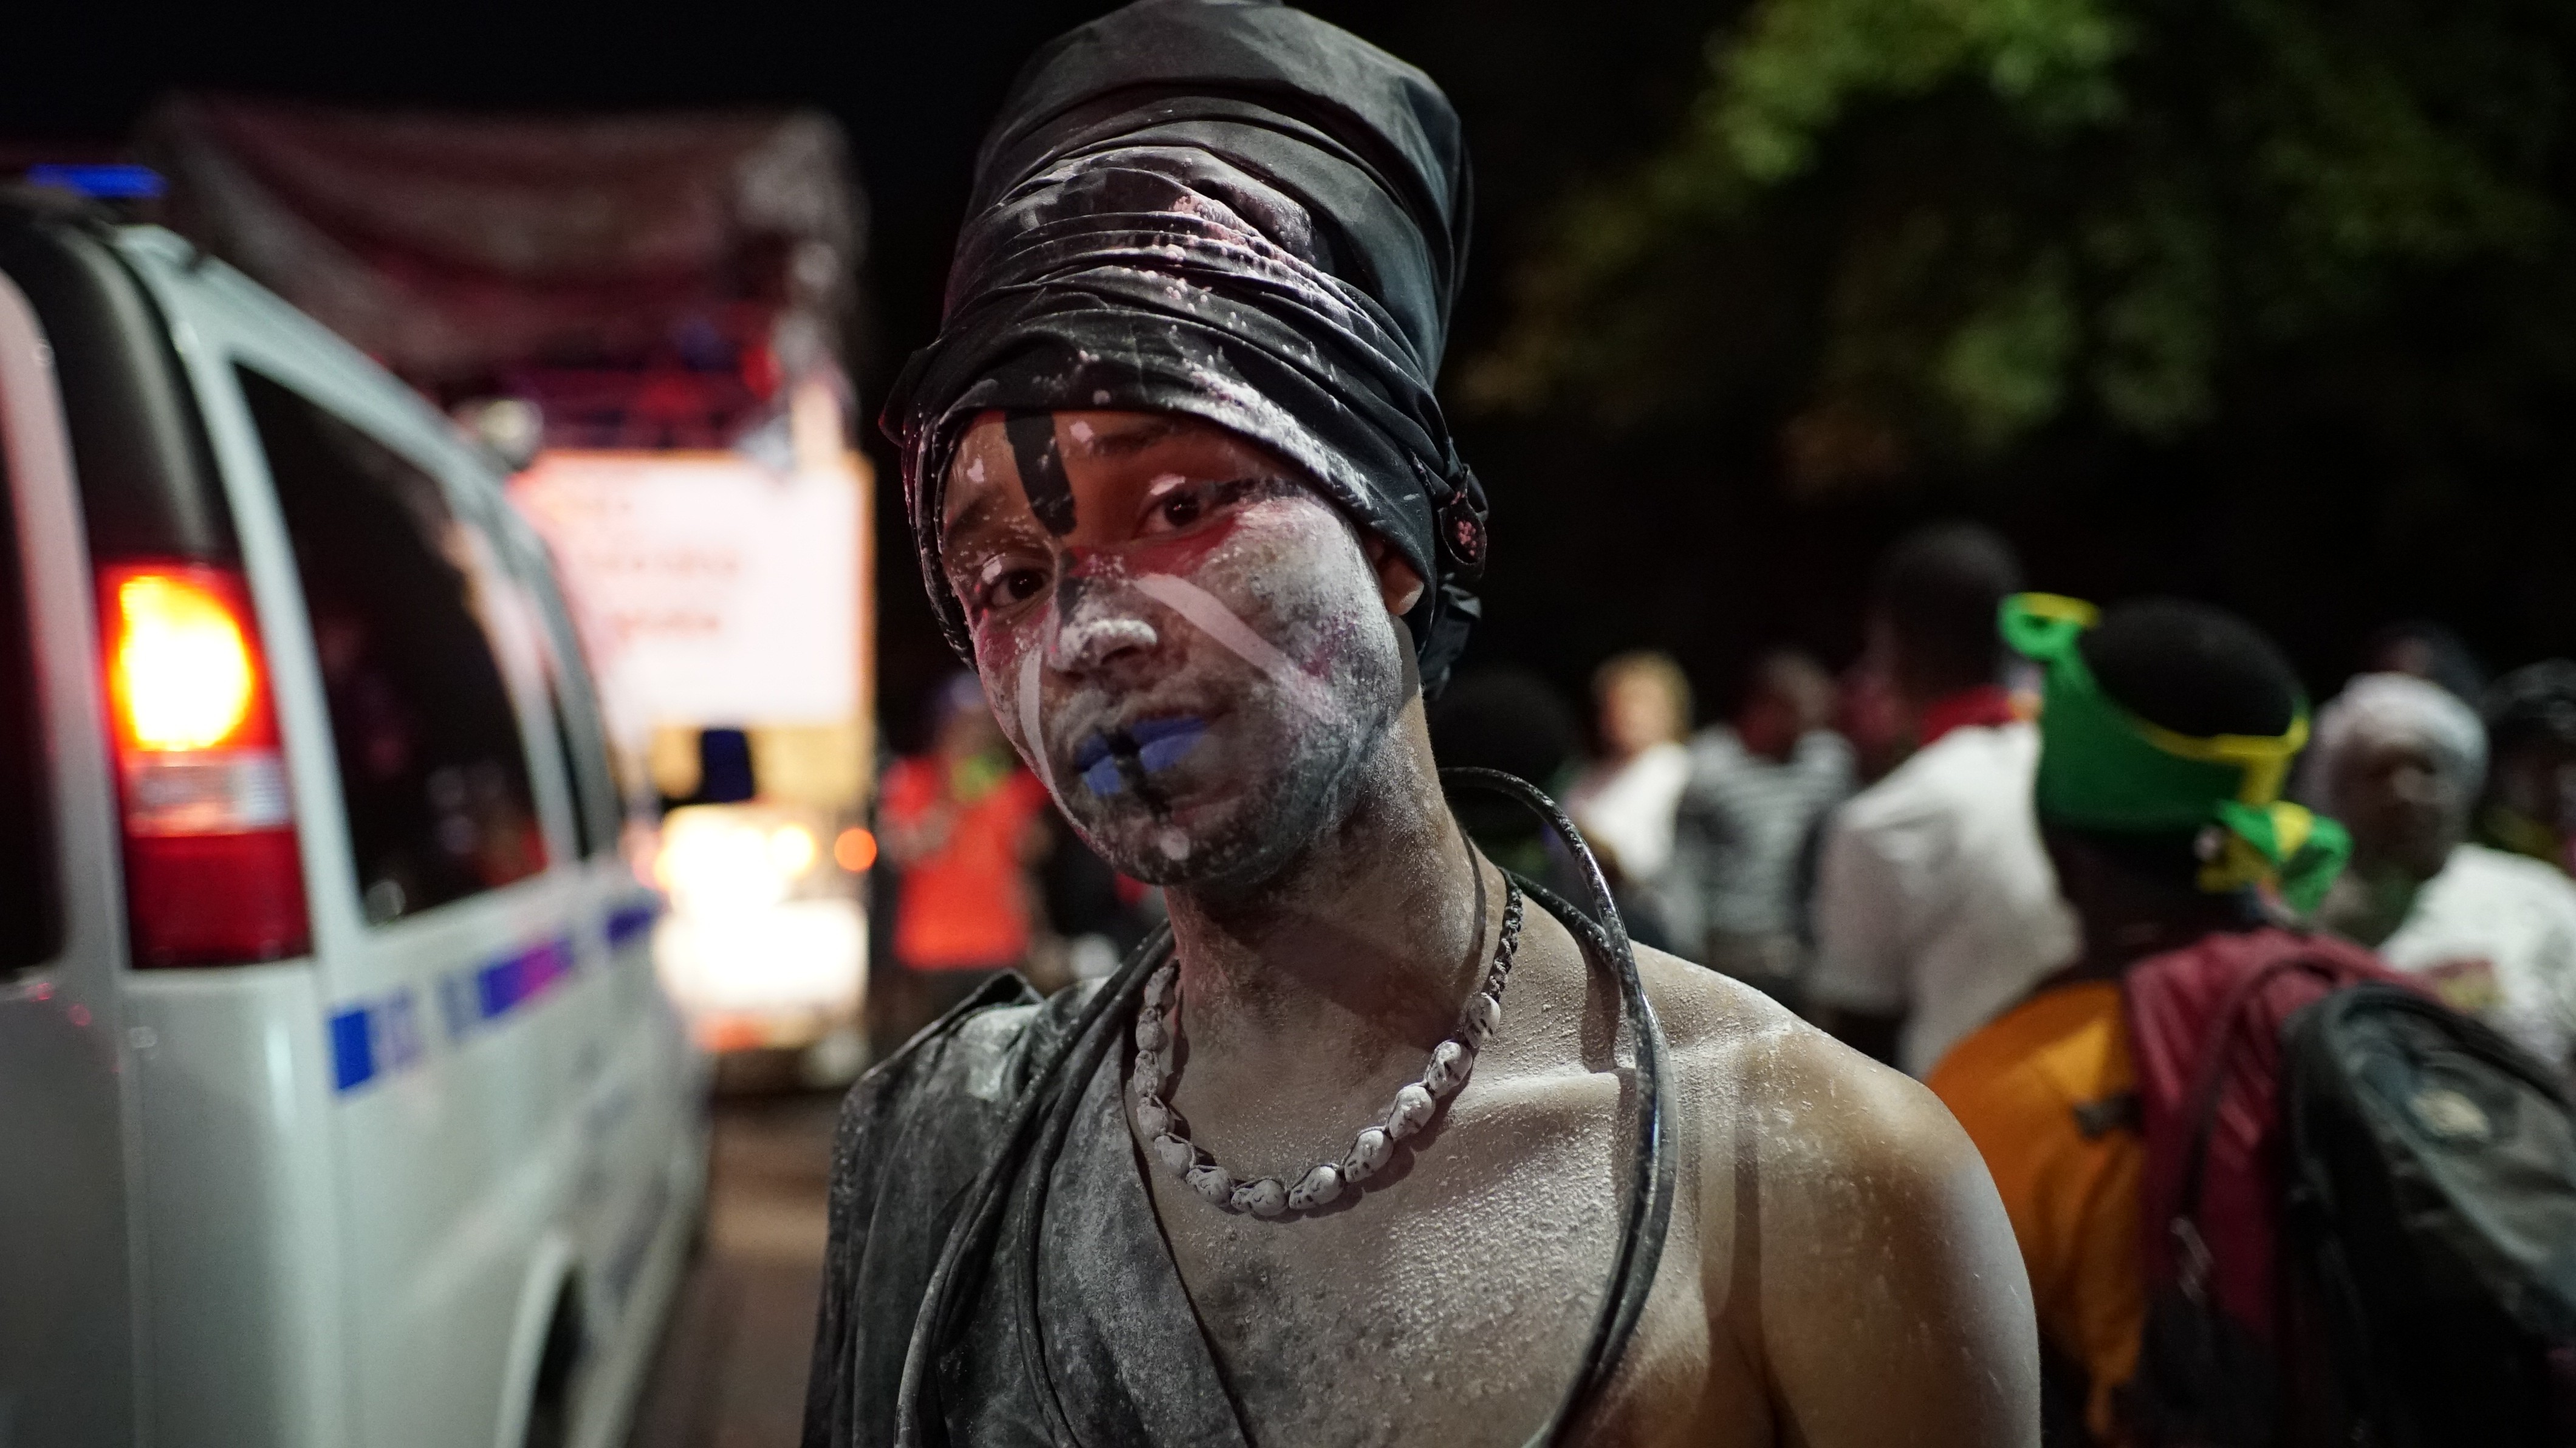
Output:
[1140, 1066, 1705, 1446]
[1140, 1075, 1779, 1448]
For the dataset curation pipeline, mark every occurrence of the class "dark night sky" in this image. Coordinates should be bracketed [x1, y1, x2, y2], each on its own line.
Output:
[6, 1, 2527, 740]
[2, 0, 1771, 740]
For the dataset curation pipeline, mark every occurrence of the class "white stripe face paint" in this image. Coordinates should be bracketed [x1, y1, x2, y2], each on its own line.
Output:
[1017, 637, 1056, 799]
[1131, 572, 1310, 695]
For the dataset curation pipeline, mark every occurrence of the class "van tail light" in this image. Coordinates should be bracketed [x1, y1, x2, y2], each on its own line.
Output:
[101, 564, 310, 966]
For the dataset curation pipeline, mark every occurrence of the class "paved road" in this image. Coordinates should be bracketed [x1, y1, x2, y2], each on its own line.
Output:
[626, 1088, 842, 1448]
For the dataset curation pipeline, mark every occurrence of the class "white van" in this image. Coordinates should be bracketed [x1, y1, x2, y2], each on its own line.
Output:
[0, 196, 707, 1448]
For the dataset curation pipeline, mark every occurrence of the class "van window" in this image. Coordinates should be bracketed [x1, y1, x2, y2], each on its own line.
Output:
[526, 568, 623, 856]
[0, 445, 60, 971]
[537, 668, 601, 861]
[238, 367, 547, 923]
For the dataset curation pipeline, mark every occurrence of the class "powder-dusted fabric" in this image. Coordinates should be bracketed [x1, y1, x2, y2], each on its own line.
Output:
[1928, 982, 2143, 1447]
[801, 973, 1260, 1448]
[1807, 721, 2081, 1077]
[2376, 844, 2576, 1076]
[1661, 726, 1854, 952]
[883, 0, 1485, 691]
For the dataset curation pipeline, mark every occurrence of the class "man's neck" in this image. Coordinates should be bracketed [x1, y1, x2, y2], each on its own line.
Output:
[2326, 859, 2428, 948]
[1603, 739, 1661, 770]
[1162, 707, 1495, 1082]
[1737, 724, 1795, 765]
[2060, 896, 2258, 985]
[1911, 681, 2016, 748]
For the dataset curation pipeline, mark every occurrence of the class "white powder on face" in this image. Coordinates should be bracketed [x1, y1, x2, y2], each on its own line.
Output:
[1132, 573, 1307, 694]
[966, 454, 987, 483]
[970, 482, 1406, 889]
[1069, 419, 1095, 443]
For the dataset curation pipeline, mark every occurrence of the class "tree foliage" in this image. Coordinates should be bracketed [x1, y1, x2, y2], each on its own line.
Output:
[1473, 0, 2576, 495]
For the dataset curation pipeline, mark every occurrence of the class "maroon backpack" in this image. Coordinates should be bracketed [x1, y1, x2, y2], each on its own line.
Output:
[2119, 927, 2401, 1444]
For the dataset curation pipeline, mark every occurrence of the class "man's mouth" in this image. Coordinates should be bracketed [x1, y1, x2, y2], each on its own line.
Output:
[1071, 715, 1210, 800]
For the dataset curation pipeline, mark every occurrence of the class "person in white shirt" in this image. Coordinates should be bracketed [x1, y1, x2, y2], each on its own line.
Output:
[1807, 524, 2080, 1076]
[1566, 650, 1695, 892]
[2306, 671, 2576, 1078]
[1662, 649, 1854, 994]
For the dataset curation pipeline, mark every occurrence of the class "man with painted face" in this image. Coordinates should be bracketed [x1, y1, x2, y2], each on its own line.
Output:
[802, 4, 2039, 1445]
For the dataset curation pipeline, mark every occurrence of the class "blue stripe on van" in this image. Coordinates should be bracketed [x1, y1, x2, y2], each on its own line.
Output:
[329, 1008, 375, 1091]
[606, 900, 660, 952]
[478, 937, 576, 1018]
[438, 936, 580, 1043]
[328, 989, 425, 1093]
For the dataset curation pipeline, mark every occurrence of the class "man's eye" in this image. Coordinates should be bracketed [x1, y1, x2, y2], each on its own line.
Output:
[979, 565, 1050, 612]
[1145, 477, 1244, 534]
[1160, 491, 1204, 529]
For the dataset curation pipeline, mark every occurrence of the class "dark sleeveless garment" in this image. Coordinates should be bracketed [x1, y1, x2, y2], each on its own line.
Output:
[802, 969, 1269, 1447]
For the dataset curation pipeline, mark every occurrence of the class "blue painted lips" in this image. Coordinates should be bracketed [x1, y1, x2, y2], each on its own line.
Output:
[1132, 715, 1208, 772]
[1074, 715, 1209, 796]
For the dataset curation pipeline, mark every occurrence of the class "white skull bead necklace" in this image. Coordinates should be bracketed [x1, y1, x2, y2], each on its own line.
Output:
[1128, 877, 1526, 1217]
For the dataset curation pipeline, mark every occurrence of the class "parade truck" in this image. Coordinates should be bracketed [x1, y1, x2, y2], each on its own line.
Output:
[145, 100, 879, 1084]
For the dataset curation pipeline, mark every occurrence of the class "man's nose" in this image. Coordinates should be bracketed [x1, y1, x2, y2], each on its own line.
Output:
[1057, 613, 1159, 672]
[1048, 572, 1161, 675]
[2390, 764, 2445, 806]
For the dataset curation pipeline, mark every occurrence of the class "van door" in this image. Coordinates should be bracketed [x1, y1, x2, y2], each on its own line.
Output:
[0, 267, 140, 1444]
[495, 526, 707, 1407]
[123, 238, 612, 1448]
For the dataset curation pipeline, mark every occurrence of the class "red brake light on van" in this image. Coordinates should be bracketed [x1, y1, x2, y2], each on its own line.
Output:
[100, 564, 310, 966]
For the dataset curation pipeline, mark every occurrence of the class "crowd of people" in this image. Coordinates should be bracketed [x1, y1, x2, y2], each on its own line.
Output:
[1484, 524, 2576, 1099]
[1532, 522, 2576, 1443]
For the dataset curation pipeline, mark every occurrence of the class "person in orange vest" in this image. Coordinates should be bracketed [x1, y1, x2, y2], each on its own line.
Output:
[874, 673, 1053, 1048]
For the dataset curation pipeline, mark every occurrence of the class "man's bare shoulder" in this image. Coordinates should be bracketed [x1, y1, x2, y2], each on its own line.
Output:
[1632, 945, 2039, 1444]
[1634, 944, 2012, 1289]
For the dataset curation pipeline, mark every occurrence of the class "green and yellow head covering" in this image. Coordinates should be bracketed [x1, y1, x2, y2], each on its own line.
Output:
[2001, 593, 2350, 913]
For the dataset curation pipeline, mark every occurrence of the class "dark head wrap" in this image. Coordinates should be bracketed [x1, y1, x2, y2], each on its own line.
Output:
[883, 0, 1486, 692]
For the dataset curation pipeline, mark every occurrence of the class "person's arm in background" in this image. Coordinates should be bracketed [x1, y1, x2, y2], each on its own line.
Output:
[2530, 874, 2576, 1085]
[1804, 808, 1911, 1068]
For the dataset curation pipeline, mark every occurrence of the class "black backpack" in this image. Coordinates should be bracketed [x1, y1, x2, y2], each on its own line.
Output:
[2280, 983, 2576, 1445]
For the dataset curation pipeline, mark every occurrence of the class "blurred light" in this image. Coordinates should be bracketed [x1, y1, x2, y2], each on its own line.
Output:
[656, 899, 863, 1035]
[653, 803, 864, 1054]
[453, 397, 544, 473]
[832, 826, 877, 872]
[112, 572, 257, 751]
[26, 163, 165, 199]
[657, 810, 790, 914]
[768, 823, 818, 877]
